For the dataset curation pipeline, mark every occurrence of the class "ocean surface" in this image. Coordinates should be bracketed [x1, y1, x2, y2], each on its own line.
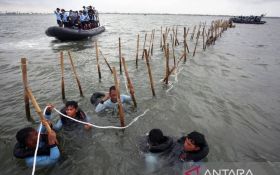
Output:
[0, 14, 280, 175]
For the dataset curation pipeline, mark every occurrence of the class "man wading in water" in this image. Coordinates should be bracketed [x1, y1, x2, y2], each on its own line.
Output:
[91, 86, 134, 113]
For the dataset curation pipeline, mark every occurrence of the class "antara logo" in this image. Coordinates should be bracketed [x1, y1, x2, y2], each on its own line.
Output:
[204, 169, 253, 175]
[183, 166, 254, 175]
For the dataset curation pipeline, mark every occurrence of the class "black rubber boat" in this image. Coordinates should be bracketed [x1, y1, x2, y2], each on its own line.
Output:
[229, 14, 266, 24]
[45, 26, 105, 41]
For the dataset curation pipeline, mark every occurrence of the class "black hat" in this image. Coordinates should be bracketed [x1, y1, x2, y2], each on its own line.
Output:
[56, 8, 60, 11]
[148, 129, 165, 145]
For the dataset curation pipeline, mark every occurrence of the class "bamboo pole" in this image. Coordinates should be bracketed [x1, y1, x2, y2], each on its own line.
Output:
[177, 52, 186, 67]
[25, 87, 52, 133]
[165, 44, 170, 85]
[151, 29, 155, 56]
[99, 50, 113, 74]
[185, 27, 190, 53]
[136, 34, 139, 68]
[175, 26, 179, 46]
[183, 27, 187, 62]
[121, 57, 137, 108]
[60, 52, 65, 100]
[147, 31, 153, 59]
[21, 58, 33, 121]
[193, 30, 200, 57]
[163, 66, 176, 82]
[95, 41, 102, 81]
[160, 26, 163, 49]
[118, 37, 122, 74]
[202, 25, 205, 51]
[112, 67, 125, 127]
[141, 33, 147, 59]
[172, 34, 176, 65]
[191, 25, 196, 40]
[68, 51, 84, 97]
[144, 49, 156, 97]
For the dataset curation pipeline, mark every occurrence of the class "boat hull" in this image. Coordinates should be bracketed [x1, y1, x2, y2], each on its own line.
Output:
[45, 26, 105, 41]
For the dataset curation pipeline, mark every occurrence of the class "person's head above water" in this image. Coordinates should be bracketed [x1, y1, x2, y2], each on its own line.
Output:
[148, 129, 166, 146]
[16, 127, 38, 149]
[109, 86, 117, 103]
[65, 101, 78, 118]
[184, 131, 206, 152]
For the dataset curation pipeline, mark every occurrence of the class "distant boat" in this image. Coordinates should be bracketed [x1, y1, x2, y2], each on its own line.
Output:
[229, 14, 266, 24]
[45, 26, 105, 41]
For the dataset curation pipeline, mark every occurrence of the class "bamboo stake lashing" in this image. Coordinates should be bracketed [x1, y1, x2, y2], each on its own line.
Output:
[121, 57, 137, 108]
[60, 52, 65, 100]
[136, 34, 139, 68]
[21, 58, 33, 121]
[95, 41, 102, 81]
[112, 67, 125, 127]
[144, 49, 156, 97]
[118, 37, 122, 74]
[68, 51, 84, 97]
[99, 50, 113, 74]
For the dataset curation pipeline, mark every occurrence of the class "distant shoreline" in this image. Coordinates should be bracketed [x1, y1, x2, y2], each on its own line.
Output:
[0, 12, 279, 18]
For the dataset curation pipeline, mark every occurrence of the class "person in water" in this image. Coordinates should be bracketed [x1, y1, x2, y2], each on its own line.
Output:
[13, 125, 60, 167]
[45, 101, 92, 131]
[146, 128, 174, 153]
[92, 86, 133, 113]
[142, 129, 209, 162]
[176, 131, 209, 162]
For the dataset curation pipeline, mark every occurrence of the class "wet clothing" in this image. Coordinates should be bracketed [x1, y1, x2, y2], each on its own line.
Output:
[139, 135, 209, 162]
[45, 107, 90, 131]
[173, 136, 209, 162]
[95, 94, 132, 113]
[13, 130, 60, 167]
[54, 11, 62, 26]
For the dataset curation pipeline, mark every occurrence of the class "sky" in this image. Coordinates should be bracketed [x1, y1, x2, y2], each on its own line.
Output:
[0, 0, 279, 17]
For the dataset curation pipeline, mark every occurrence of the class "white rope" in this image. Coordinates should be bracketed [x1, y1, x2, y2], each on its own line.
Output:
[51, 107, 150, 129]
[32, 107, 47, 175]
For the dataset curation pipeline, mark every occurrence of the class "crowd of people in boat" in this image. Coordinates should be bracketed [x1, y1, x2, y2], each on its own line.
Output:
[231, 14, 264, 23]
[54, 5, 99, 30]
[13, 86, 209, 170]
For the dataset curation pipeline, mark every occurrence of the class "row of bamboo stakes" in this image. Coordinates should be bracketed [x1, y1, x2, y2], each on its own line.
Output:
[21, 19, 234, 127]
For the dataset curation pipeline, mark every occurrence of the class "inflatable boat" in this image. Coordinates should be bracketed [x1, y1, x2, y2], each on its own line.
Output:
[45, 26, 105, 41]
[229, 14, 266, 24]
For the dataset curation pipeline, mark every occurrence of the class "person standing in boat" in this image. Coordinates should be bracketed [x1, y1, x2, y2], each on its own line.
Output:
[87, 6, 95, 29]
[79, 10, 90, 30]
[61, 9, 69, 28]
[54, 8, 62, 27]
